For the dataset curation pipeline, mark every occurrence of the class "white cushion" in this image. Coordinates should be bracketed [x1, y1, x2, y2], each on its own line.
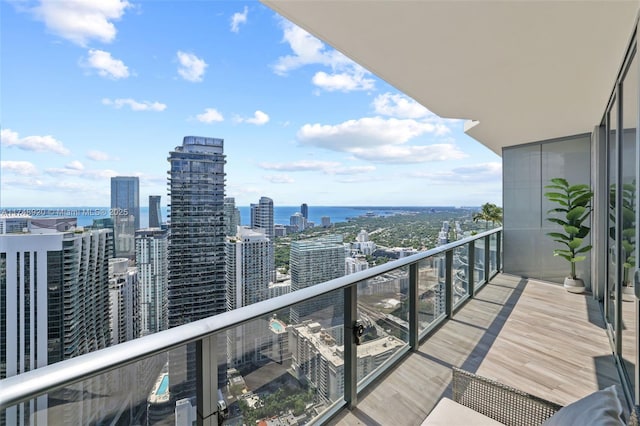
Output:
[542, 385, 625, 426]
[421, 397, 506, 426]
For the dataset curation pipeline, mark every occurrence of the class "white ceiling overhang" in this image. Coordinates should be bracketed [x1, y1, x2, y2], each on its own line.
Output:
[261, 0, 639, 155]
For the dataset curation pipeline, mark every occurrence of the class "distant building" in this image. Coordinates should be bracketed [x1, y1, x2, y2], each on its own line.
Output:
[290, 235, 345, 325]
[346, 255, 369, 275]
[135, 228, 168, 335]
[167, 136, 227, 402]
[289, 212, 306, 232]
[111, 176, 140, 259]
[0, 217, 113, 424]
[289, 321, 404, 403]
[301, 203, 309, 220]
[149, 195, 162, 228]
[224, 197, 241, 236]
[250, 196, 275, 282]
[352, 230, 377, 255]
[109, 258, 140, 345]
[321, 216, 331, 228]
[274, 224, 287, 237]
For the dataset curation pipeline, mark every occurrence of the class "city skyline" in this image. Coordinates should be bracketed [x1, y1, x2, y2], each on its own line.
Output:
[1, 1, 501, 208]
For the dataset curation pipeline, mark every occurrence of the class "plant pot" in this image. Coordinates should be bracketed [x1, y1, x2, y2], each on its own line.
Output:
[623, 285, 635, 302]
[564, 277, 585, 293]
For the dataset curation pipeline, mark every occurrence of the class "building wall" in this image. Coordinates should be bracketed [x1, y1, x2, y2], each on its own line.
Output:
[503, 134, 592, 287]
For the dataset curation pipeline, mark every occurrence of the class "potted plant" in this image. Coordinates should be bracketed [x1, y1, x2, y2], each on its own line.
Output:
[621, 180, 636, 299]
[544, 178, 594, 293]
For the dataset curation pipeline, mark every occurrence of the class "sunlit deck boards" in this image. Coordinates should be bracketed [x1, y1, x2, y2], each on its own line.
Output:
[330, 274, 620, 426]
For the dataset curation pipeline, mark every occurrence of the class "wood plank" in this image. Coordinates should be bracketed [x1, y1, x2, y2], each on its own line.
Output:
[329, 275, 623, 426]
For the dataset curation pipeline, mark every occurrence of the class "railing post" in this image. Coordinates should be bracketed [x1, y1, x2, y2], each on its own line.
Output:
[496, 231, 502, 272]
[468, 241, 475, 298]
[344, 284, 358, 408]
[409, 263, 419, 350]
[484, 235, 491, 282]
[445, 251, 453, 317]
[196, 335, 218, 426]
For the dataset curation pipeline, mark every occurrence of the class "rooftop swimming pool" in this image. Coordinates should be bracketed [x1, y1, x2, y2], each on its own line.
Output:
[270, 319, 285, 333]
[157, 374, 169, 396]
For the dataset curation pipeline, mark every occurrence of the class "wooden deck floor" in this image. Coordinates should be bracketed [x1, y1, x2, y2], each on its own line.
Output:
[329, 274, 621, 426]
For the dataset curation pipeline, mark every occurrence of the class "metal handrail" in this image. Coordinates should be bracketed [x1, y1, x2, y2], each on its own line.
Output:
[0, 227, 502, 410]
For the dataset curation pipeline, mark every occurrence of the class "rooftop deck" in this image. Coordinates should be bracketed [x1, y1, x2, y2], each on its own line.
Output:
[331, 274, 621, 426]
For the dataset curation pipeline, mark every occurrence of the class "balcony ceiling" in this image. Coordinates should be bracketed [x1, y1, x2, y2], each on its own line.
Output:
[261, 1, 639, 155]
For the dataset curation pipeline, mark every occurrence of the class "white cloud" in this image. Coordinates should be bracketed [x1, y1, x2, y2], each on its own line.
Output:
[1, 128, 70, 155]
[258, 160, 375, 175]
[351, 144, 467, 164]
[373, 93, 433, 119]
[297, 117, 465, 164]
[230, 6, 248, 33]
[236, 110, 270, 125]
[102, 97, 167, 111]
[1, 160, 39, 176]
[273, 20, 374, 93]
[264, 175, 294, 184]
[411, 162, 502, 182]
[196, 108, 224, 123]
[312, 70, 374, 92]
[45, 167, 119, 180]
[33, 0, 131, 46]
[177, 51, 207, 82]
[298, 117, 439, 150]
[86, 150, 118, 161]
[84, 49, 130, 79]
[65, 160, 85, 170]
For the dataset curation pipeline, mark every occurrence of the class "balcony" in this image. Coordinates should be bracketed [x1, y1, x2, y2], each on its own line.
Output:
[0, 228, 625, 425]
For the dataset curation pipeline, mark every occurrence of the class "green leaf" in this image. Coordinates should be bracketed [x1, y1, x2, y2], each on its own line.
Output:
[550, 178, 569, 187]
[568, 184, 589, 194]
[547, 208, 569, 214]
[574, 245, 592, 254]
[547, 218, 568, 226]
[563, 225, 580, 235]
[554, 252, 573, 262]
[571, 256, 586, 263]
[547, 232, 569, 241]
[567, 238, 583, 250]
[545, 192, 569, 200]
[544, 184, 566, 191]
[566, 206, 586, 221]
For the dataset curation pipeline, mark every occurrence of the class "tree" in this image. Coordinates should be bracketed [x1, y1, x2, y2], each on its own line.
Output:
[473, 203, 503, 230]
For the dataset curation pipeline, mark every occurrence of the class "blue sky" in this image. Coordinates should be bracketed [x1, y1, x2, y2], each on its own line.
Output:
[1, 0, 501, 208]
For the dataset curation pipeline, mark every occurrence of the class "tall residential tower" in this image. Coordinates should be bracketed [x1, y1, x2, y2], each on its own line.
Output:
[111, 176, 140, 259]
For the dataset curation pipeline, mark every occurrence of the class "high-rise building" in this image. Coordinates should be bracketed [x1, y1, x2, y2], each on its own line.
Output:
[0, 217, 113, 423]
[111, 176, 140, 259]
[149, 195, 162, 228]
[109, 258, 140, 345]
[224, 197, 241, 236]
[225, 227, 271, 367]
[321, 216, 331, 228]
[167, 136, 227, 401]
[250, 196, 275, 282]
[290, 235, 346, 325]
[135, 228, 168, 336]
[301, 203, 309, 220]
[289, 212, 306, 232]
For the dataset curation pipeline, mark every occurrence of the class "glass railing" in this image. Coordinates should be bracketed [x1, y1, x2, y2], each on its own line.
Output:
[0, 228, 502, 426]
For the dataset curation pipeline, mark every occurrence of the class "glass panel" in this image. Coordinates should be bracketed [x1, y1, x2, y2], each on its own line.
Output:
[474, 238, 486, 288]
[417, 256, 446, 335]
[356, 266, 409, 384]
[453, 245, 469, 307]
[607, 97, 618, 329]
[489, 233, 498, 275]
[621, 51, 637, 395]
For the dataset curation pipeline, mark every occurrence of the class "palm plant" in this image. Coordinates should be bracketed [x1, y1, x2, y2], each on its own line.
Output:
[473, 203, 503, 230]
[544, 178, 593, 280]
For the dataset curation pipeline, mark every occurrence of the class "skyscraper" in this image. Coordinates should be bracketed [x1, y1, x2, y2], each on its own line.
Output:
[301, 203, 308, 220]
[1, 217, 113, 423]
[111, 176, 140, 259]
[149, 195, 162, 228]
[250, 196, 275, 282]
[290, 235, 346, 325]
[290, 212, 306, 232]
[224, 197, 241, 236]
[225, 227, 271, 367]
[167, 136, 227, 399]
[108, 258, 140, 345]
[135, 228, 168, 336]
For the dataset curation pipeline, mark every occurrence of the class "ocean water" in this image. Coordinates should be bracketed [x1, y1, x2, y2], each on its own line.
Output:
[3, 206, 454, 228]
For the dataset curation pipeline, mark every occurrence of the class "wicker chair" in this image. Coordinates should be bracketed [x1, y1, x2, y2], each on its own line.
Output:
[451, 367, 638, 426]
